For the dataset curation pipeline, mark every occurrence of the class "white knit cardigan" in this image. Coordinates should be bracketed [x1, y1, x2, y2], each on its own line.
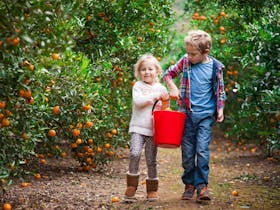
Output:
[129, 81, 168, 136]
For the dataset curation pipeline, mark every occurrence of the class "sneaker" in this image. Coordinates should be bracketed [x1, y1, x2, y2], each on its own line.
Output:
[196, 184, 211, 201]
[182, 184, 195, 200]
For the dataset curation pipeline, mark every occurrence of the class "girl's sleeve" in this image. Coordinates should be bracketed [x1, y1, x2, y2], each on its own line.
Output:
[162, 55, 186, 83]
[132, 83, 161, 108]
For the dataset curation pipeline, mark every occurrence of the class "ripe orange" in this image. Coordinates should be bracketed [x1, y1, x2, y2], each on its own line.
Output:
[52, 106, 60, 115]
[48, 129, 56, 137]
[34, 173, 41, 179]
[111, 196, 120, 203]
[111, 129, 117, 135]
[2, 118, 10, 127]
[104, 143, 111, 149]
[96, 147, 102, 154]
[61, 152, 67, 158]
[21, 182, 29, 187]
[220, 37, 227, 44]
[137, 36, 143, 42]
[106, 132, 113, 138]
[24, 90, 32, 98]
[0, 101, 6, 109]
[72, 129, 80, 137]
[88, 139, 93, 144]
[85, 121, 93, 128]
[76, 138, 82, 145]
[28, 64, 35, 71]
[2, 203, 12, 210]
[39, 158, 46, 164]
[82, 104, 91, 111]
[52, 53, 59, 60]
[231, 190, 238, 196]
[70, 143, 78, 149]
[219, 26, 225, 32]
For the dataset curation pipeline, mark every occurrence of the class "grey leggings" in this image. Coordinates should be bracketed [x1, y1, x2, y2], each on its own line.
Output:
[128, 133, 158, 179]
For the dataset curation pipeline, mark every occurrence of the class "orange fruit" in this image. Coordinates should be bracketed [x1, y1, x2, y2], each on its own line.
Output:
[2, 118, 10, 127]
[47, 129, 56, 137]
[61, 152, 67, 158]
[88, 139, 93, 144]
[82, 104, 91, 111]
[21, 182, 29, 187]
[52, 53, 59, 60]
[137, 36, 143, 42]
[72, 129, 80, 137]
[219, 26, 225, 32]
[111, 129, 117, 135]
[220, 38, 227, 44]
[52, 106, 60, 115]
[96, 147, 102, 153]
[231, 190, 238, 196]
[106, 151, 114, 157]
[12, 37, 20, 46]
[111, 196, 120, 202]
[0, 101, 6, 109]
[86, 15, 92, 21]
[164, 107, 172, 111]
[28, 64, 35, 71]
[2, 203, 12, 210]
[34, 173, 41, 179]
[39, 158, 46, 164]
[24, 90, 32, 98]
[86, 157, 92, 164]
[220, 11, 226, 16]
[70, 143, 78, 149]
[104, 143, 111, 149]
[76, 138, 83, 145]
[106, 132, 113, 138]
[85, 121, 93, 128]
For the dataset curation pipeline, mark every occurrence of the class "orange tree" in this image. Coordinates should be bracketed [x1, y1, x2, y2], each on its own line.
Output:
[182, 0, 280, 156]
[0, 0, 175, 185]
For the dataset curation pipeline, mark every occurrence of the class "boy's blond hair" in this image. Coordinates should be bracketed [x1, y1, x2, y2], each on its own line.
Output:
[134, 54, 162, 81]
[184, 30, 212, 53]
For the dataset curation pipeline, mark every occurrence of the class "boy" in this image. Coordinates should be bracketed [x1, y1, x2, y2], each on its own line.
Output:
[163, 30, 226, 201]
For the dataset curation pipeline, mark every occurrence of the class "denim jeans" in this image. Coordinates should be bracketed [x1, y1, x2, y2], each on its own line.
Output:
[181, 111, 213, 188]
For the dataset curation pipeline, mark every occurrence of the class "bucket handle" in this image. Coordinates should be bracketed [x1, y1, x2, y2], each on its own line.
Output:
[152, 100, 160, 113]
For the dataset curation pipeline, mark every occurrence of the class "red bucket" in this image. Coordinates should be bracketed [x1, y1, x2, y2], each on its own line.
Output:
[153, 110, 186, 148]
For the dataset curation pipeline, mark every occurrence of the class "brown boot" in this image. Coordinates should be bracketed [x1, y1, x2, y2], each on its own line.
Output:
[146, 179, 159, 201]
[124, 173, 139, 202]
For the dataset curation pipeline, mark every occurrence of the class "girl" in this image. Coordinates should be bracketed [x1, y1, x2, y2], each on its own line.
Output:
[124, 54, 169, 202]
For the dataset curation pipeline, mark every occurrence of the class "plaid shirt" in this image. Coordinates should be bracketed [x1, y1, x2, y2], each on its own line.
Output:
[163, 54, 226, 113]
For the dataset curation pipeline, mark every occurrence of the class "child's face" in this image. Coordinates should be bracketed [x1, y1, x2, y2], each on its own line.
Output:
[139, 60, 158, 84]
[186, 44, 208, 64]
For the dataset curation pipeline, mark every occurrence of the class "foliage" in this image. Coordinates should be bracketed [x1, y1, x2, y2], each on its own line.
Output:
[183, 0, 280, 155]
[0, 0, 175, 186]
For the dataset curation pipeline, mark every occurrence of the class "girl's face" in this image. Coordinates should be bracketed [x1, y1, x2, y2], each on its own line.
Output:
[186, 44, 209, 64]
[139, 60, 158, 85]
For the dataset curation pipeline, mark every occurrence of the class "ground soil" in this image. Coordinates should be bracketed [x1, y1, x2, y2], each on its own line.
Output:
[1, 130, 280, 210]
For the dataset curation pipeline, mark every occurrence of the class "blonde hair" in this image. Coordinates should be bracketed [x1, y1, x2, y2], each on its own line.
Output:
[134, 54, 162, 81]
[184, 30, 212, 53]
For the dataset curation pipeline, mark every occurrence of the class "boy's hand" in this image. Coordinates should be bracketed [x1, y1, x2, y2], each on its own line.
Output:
[169, 87, 180, 100]
[160, 92, 169, 101]
[216, 109, 224, 122]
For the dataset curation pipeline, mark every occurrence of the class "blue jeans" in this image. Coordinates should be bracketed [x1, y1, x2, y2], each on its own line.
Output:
[181, 111, 213, 188]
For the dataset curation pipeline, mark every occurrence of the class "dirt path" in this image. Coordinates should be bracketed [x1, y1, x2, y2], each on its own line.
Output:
[2, 130, 280, 210]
